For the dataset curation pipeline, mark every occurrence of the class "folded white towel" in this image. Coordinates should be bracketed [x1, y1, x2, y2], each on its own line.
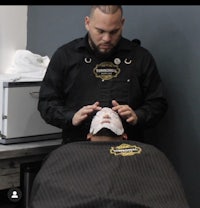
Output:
[0, 73, 21, 82]
[7, 50, 50, 79]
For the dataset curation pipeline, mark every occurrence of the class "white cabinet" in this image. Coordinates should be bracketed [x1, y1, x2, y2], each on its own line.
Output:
[0, 81, 61, 144]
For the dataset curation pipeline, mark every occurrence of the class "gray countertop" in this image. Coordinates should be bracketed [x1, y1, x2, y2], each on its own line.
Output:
[0, 139, 62, 160]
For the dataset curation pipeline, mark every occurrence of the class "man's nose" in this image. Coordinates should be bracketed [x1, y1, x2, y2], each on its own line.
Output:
[103, 114, 111, 119]
[102, 33, 111, 42]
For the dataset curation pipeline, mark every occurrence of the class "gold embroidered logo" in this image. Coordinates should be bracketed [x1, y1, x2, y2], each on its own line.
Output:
[93, 62, 120, 80]
[110, 143, 142, 156]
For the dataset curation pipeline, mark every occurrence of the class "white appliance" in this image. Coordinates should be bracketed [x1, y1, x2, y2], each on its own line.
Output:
[0, 81, 61, 144]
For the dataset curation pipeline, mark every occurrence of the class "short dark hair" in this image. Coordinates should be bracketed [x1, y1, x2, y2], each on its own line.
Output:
[94, 128, 121, 137]
[90, 5, 123, 17]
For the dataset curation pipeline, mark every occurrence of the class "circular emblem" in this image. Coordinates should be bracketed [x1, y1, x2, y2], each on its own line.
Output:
[124, 58, 132, 65]
[114, 58, 121, 65]
[84, 57, 92, 63]
[7, 187, 22, 202]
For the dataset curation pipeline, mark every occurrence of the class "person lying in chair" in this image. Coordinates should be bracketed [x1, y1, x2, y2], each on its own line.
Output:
[29, 107, 190, 208]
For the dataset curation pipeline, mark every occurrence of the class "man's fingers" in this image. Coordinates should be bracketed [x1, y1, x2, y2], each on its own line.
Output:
[112, 100, 119, 107]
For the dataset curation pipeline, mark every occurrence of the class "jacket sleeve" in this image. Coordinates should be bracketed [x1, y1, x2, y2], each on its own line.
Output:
[38, 49, 75, 129]
[134, 48, 168, 128]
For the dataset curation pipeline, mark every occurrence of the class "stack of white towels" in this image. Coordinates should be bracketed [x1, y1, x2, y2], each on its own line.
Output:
[0, 50, 50, 82]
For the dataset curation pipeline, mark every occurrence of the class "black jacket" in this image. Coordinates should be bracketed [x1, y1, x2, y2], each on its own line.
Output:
[38, 35, 168, 143]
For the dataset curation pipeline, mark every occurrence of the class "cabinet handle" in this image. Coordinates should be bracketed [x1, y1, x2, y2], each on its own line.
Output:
[29, 92, 39, 98]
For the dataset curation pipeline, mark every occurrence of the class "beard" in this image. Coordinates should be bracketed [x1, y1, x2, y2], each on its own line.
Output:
[88, 33, 120, 60]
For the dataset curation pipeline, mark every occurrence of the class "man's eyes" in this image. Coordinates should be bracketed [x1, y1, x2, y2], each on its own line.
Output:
[110, 30, 119, 35]
[97, 29, 119, 35]
[97, 29, 104, 34]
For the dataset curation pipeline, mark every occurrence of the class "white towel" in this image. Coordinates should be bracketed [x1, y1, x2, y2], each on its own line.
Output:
[6, 50, 50, 80]
[0, 73, 21, 82]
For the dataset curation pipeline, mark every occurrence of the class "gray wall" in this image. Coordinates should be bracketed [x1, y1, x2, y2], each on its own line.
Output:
[27, 6, 200, 208]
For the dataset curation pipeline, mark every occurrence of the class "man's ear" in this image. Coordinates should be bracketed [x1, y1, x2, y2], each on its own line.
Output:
[85, 16, 90, 31]
[87, 133, 92, 140]
[122, 133, 128, 140]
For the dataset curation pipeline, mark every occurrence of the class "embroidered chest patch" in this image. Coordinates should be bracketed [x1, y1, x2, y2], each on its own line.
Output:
[93, 62, 120, 80]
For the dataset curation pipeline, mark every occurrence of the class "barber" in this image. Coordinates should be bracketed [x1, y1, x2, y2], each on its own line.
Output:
[38, 5, 168, 144]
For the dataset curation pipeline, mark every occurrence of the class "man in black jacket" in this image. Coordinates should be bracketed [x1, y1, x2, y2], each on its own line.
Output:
[38, 5, 168, 144]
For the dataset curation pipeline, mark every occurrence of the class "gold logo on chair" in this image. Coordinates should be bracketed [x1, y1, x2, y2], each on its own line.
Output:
[110, 143, 142, 156]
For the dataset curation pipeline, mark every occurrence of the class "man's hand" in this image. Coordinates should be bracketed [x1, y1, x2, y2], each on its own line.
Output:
[112, 100, 138, 125]
[72, 102, 102, 126]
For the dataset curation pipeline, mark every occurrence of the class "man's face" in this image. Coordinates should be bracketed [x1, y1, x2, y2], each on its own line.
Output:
[90, 107, 124, 135]
[85, 8, 124, 54]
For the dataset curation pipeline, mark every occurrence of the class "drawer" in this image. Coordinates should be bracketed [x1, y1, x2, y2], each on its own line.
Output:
[0, 82, 61, 140]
